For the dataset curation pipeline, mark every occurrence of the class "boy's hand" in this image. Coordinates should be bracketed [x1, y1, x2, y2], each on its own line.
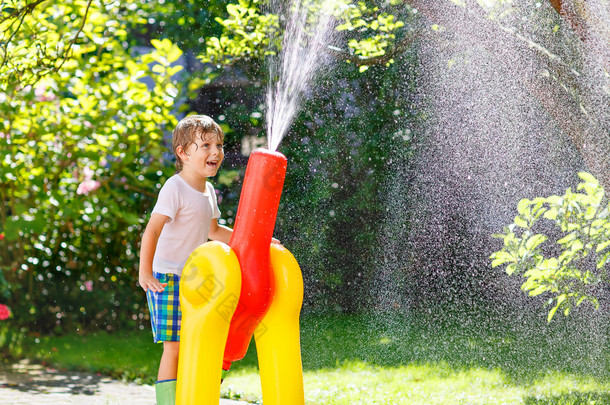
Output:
[139, 273, 168, 293]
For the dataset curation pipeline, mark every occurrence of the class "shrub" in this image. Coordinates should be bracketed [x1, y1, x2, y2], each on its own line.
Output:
[491, 172, 610, 321]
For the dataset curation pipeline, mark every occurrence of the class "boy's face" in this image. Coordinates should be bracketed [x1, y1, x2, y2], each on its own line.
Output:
[181, 132, 224, 179]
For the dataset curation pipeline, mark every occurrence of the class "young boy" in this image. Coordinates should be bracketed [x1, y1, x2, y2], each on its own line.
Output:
[139, 115, 234, 404]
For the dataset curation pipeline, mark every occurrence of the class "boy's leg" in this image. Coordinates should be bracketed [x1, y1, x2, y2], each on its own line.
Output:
[158, 341, 180, 380]
[148, 272, 181, 404]
[155, 341, 179, 405]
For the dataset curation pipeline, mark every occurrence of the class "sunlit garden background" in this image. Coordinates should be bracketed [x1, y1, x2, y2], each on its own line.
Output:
[1, 1, 610, 404]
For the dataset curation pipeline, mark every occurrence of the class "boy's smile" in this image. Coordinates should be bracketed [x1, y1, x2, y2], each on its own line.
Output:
[179, 133, 224, 190]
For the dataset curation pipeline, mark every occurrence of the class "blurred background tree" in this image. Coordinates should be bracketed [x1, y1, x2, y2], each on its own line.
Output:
[0, 0, 420, 333]
[1, 1, 182, 332]
[1, 0, 608, 334]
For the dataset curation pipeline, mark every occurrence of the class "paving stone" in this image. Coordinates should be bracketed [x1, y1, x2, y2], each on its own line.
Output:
[0, 360, 248, 404]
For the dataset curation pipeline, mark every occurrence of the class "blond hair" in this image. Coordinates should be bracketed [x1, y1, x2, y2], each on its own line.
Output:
[172, 115, 225, 171]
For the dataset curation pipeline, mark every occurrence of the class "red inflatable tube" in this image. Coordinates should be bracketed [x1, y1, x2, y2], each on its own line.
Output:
[222, 149, 287, 370]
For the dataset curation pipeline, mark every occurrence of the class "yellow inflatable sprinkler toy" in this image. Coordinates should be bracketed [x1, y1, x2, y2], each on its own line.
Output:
[177, 149, 305, 405]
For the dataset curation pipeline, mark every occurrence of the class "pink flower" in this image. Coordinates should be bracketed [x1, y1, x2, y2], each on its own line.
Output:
[0, 304, 10, 321]
[83, 166, 94, 180]
[84, 281, 93, 292]
[34, 86, 45, 99]
[77, 180, 101, 195]
[34, 86, 57, 102]
[77, 166, 100, 195]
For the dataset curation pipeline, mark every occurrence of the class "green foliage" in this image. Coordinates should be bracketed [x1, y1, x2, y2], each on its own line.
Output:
[199, 0, 281, 66]
[0, 1, 181, 332]
[336, 0, 406, 68]
[491, 172, 610, 322]
[1, 0, 88, 88]
[0, 324, 24, 358]
[132, 1, 228, 50]
[0, 0, 149, 89]
[199, 0, 412, 69]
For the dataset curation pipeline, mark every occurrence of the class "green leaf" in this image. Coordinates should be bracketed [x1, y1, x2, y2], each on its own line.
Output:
[525, 234, 547, 250]
[596, 239, 610, 253]
[150, 39, 164, 51]
[3, 219, 21, 241]
[166, 84, 179, 98]
[167, 65, 184, 76]
[227, 4, 242, 18]
[578, 171, 598, 185]
[167, 44, 183, 64]
[513, 215, 528, 228]
[547, 294, 566, 322]
[557, 232, 576, 245]
[541, 257, 558, 270]
[517, 198, 531, 216]
[490, 251, 514, 267]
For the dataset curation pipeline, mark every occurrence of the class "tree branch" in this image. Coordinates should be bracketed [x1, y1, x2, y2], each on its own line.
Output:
[1, 6, 29, 68]
[1, 0, 95, 88]
[54, 0, 93, 72]
[0, 0, 46, 25]
[0, 0, 48, 67]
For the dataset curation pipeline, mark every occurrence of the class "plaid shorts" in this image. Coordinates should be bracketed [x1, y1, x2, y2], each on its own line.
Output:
[146, 272, 181, 343]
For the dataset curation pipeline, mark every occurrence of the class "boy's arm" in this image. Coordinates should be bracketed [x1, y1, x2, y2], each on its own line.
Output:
[138, 213, 169, 292]
[208, 219, 282, 245]
[208, 218, 233, 245]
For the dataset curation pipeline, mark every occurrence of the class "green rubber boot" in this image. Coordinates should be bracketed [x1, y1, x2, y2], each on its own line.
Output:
[155, 379, 176, 405]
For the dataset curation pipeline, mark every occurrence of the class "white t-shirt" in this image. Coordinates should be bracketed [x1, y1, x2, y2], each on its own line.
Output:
[151, 174, 221, 275]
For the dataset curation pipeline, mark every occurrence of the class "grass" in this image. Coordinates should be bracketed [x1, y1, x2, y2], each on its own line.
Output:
[3, 307, 610, 404]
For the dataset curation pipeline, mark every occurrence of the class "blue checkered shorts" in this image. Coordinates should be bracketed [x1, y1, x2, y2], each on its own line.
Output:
[146, 272, 181, 343]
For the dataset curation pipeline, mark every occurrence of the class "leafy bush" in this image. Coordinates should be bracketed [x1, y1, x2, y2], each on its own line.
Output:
[0, 2, 182, 333]
[491, 172, 610, 321]
[0, 0, 421, 333]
